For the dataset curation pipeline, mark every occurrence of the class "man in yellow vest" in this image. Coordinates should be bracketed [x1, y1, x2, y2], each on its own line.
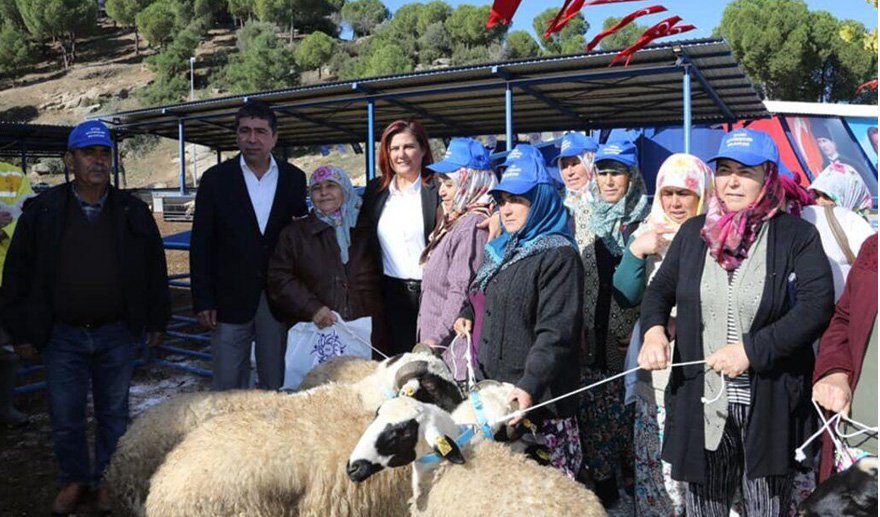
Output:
[0, 160, 34, 427]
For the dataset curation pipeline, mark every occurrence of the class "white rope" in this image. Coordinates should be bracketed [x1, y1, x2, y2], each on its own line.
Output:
[463, 330, 477, 391]
[835, 414, 879, 439]
[332, 316, 389, 359]
[491, 359, 723, 426]
[795, 403, 842, 462]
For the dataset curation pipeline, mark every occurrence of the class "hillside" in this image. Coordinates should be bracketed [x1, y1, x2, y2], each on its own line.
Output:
[1, 20, 373, 189]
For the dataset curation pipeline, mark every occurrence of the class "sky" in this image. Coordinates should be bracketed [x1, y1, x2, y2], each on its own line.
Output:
[381, 0, 879, 41]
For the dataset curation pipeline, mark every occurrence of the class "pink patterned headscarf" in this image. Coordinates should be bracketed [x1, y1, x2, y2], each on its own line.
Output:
[779, 175, 815, 218]
[646, 153, 714, 235]
[700, 162, 785, 271]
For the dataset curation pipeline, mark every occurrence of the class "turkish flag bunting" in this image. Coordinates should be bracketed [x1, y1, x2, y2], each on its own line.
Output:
[585, 5, 668, 51]
[610, 16, 696, 66]
[856, 79, 878, 94]
[486, 0, 524, 29]
[544, 0, 646, 40]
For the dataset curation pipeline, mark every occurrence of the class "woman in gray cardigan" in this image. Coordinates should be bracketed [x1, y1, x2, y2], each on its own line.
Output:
[416, 138, 496, 382]
[639, 129, 834, 516]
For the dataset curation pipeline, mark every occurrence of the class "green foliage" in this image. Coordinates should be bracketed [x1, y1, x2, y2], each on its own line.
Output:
[716, 0, 877, 102]
[417, 21, 450, 64]
[445, 4, 507, 49]
[254, 0, 339, 35]
[327, 40, 360, 79]
[295, 30, 336, 77]
[227, 0, 256, 22]
[341, 0, 389, 38]
[811, 13, 877, 103]
[361, 42, 412, 77]
[105, 0, 153, 27]
[451, 41, 503, 66]
[0, 0, 25, 29]
[136, 0, 177, 47]
[15, 0, 97, 67]
[222, 21, 298, 93]
[0, 22, 34, 77]
[532, 7, 588, 55]
[388, 2, 422, 37]
[416, 1, 452, 35]
[193, 0, 225, 22]
[598, 16, 645, 51]
[504, 30, 540, 60]
[140, 22, 201, 104]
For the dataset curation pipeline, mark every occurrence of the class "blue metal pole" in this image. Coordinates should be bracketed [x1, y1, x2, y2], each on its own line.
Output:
[682, 65, 692, 154]
[366, 100, 376, 181]
[505, 83, 514, 151]
[178, 119, 186, 195]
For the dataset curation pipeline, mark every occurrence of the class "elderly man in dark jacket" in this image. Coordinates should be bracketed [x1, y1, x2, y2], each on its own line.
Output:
[0, 120, 171, 514]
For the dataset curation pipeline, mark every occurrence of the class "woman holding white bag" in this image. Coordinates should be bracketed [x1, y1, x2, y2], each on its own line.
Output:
[268, 165, 386, 356]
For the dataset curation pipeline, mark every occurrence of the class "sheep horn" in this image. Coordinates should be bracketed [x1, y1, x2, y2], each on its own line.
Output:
[411, 343, 443, 358]
[394, 360, 429, 389]
[472, 380, 503, 393]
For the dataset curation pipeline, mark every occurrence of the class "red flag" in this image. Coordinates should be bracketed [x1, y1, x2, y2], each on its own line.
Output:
[610, 16, 696, 66]
[585, 5, 667, 51]
[856, 79, 878, 95]
[487, 0, 523, 29]
[543, 0, 646, 39]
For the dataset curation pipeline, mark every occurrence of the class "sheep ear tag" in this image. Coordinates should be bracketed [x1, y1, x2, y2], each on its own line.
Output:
[434, 435, 465, 464]
[399, 385, 417, 397]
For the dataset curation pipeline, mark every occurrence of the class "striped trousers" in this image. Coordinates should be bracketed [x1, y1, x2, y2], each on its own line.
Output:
[685, 403, 793, 517]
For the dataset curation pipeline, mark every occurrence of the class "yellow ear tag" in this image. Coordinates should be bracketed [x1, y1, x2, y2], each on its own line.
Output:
[435, 436, 453, 457]
[536, 449, 551, 461]
[400, 386, 416, 397]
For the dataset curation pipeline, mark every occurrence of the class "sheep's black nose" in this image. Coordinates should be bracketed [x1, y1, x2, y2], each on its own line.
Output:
[347, 459, 381, 482]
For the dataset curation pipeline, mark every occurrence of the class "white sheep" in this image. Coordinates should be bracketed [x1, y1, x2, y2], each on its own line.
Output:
[297, 356, 378, 390]
[347, 395, 606, 516]
[105, 356, 379, 515]
[143, 353, 463, 516]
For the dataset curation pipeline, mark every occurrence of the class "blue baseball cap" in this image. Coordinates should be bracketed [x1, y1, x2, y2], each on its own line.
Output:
[500, 144, 546, 168]
[491, 155, 554, 197]
[499, 144, 564, 189]
[708, 129, 779, 167]
[595, 140, 638, 168]
[554, 132, 599, 165]
[428, 138, 491, 173]
[68, 120, 112, 149]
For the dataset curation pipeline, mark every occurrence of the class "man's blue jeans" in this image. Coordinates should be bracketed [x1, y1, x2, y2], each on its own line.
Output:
[43, 321, 136, 486]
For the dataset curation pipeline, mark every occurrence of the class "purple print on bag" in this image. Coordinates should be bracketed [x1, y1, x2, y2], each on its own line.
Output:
[311, 330, 346, 363]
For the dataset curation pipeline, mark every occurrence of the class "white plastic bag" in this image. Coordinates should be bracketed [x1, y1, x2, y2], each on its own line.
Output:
[281, 313, 372, 390]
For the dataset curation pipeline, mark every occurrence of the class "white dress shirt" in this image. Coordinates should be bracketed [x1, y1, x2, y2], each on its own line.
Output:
[377, 178, 426, 280]
[240, 155, 279, 235]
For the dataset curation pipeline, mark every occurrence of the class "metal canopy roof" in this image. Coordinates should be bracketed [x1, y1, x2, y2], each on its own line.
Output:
[101, 38, 768, 151]
[0, 123, 73, 158]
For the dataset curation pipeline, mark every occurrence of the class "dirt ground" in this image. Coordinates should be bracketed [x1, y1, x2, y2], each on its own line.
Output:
[0, 216, 209, 516]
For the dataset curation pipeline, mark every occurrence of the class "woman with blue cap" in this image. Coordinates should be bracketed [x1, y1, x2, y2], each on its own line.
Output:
[416, 138, 496, 382]
[576, 139, 649, 507]
[639, 129, 834, 515]
[453, 154, 584, 479]
[554, 132, 599, 212]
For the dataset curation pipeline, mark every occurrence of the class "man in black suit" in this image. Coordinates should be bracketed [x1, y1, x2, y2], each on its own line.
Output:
[190, 100, 307, 390]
